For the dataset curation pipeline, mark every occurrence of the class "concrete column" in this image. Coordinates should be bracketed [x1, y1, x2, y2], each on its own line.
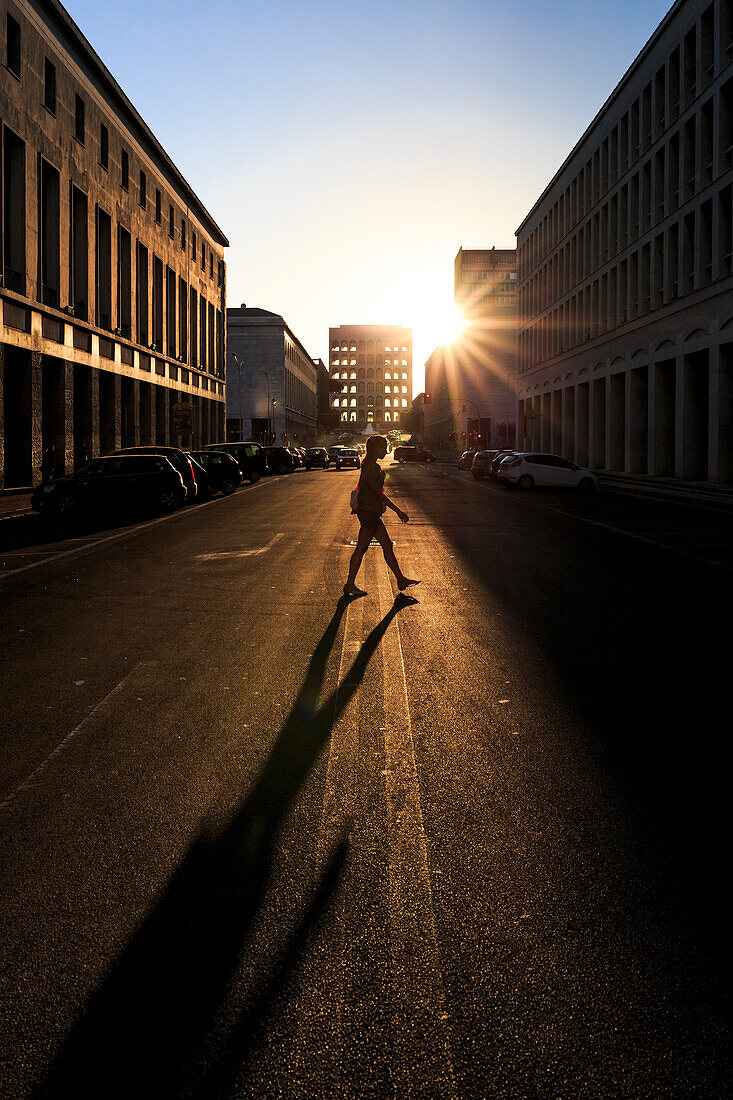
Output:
[0, 344, 4, 487]
[651, 359, 676, 476]
[627, 366, 649, 473]
[646, 362, 657, 474]
[707, 343, 721, 482]
[716, 342, 733, 484]
[99, 370, 121, 455]
[551, 389, 562, 453]
[131, 380, 141, 447]
[155, 385, 169, 445]
[608, 372, 625, 470]
[562, 386, 575, 461]
[73, 364, 100, 465]
[139, 381, 154, 445]
[590, 378, 606, 468]
[676, 351, 709, 480]
[576, 382, 590, 466]
[44, 359, 74, 476]
[541, 392, 552, 450]
[30, 352, 43, 485]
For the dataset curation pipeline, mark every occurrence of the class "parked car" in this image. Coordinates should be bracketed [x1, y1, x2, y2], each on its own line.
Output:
[459, 449, 479, 470]
[393, 445, 436, 463]
[287, 447, 304, 468]
[488, 449, 519, 481]
[264, 446, 295, 474]
[498, 452, 599, 491]
[32, 454, 186, 516]
[471, 449, 506, 480]
[305, 447, 329, 470]
[113, 446, 198, 501]
[190, 450, 241, 495]
[204, 441, 266, 483]
[335, 448, 360, 470]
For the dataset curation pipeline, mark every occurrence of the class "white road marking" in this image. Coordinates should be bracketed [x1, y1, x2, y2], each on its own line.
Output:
[0, 662, 154, 811]
[376, 565, 456, 1093]
[0, 491, 245, 583]
[195, 532, 285, 561]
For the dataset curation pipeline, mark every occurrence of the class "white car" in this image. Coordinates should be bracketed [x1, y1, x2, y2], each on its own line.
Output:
[498, 452, 598, 491]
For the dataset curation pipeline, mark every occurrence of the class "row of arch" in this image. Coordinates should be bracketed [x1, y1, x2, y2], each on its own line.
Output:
[338, 384, 408, 394]
[332, 357, 409, 367]
[340, 410, 401, 422]
[333, 397, 408, 408]
[331, 342, 409, 353]
[332, 369, 409, 381]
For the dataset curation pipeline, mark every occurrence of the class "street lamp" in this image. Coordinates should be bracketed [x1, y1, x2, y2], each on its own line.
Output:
[231, 353, 243, 441]
[271, 399, 277, 442]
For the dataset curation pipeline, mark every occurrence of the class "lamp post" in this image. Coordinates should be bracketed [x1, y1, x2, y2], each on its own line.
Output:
[231, 353, 243, 441]
[271, 398, 277, 442]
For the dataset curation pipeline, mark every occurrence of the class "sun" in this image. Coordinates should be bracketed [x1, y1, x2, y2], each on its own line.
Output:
[415, 303, 467, 353]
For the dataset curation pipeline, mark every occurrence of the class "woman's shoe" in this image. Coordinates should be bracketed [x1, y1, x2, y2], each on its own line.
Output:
[343, 583, 367, 597]
[397, 577, 420, 591]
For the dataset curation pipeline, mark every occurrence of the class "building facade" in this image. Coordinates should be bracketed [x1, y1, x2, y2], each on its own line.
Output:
[226, 306, 318, 445]
[516, 0, 733, 483]
[0, 0, 227, 487]
[424, 247, 518, 452]
[328, 324, 412, 430]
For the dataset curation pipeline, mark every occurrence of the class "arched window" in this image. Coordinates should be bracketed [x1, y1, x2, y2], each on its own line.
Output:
[341, 412, 348, 421]
[350, 370, 357, 379]
[385, 397, 391, 407]
[358, 354, 365, 365]
[402, 385, 407, 393]
[375, 394, 383, 406]
[333, 398, 340, 407]
[333, 371, 340, 380]
[385, 384, 391, 393]
[376, 341, 383, 353]
[376, 382, 383, 394]
[401, 398, 407, 407]
[367, 354, 374, 365]
[357, 394, 365, 404]
[358, 382, 365, 393]
[367, 382, 374, 393]
[385, 411, 391, 422]
[385, 371, 391, 380]
[367, 368, 374, 380]
[367, 395, 374, 406]
[402, 359, 407, 366]
[376, 368, 383, 380]
[385, 345, 391, 352]
[376, 355, 384, 366]
[350, 411, 356, 422]
[358, 339, 366, 351]
[358, 368, 365, 379]
[367, 410, 374, 421]
[350, 358, 356, 366]
[393, 411, 400, 422]
[401, 372, 408, 380]
[350, 398, 356, 407]
[367, 340, 374, 352]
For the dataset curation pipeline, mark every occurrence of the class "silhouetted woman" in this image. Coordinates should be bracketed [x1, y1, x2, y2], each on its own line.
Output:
[344, 435, 419, 597]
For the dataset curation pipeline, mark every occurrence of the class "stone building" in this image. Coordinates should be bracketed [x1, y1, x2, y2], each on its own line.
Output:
[328, 324, 412, 430]
[424, 247, 518, 452]
[226, 306, 318, 446]
[516, 0, 733, 483]
[0, 0, 227, 487]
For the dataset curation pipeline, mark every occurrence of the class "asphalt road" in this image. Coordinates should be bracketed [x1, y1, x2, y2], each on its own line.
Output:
[0, 464, 729, 1099]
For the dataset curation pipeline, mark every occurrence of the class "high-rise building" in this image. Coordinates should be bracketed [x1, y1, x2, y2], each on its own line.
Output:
[423, 247, 518, 452]
[516, 0, 733, 483]
[328, 325, 412, 430]
[0, 0, 228, 487]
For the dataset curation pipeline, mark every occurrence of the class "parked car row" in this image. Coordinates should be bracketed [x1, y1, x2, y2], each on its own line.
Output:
[459, 447, 598, 491]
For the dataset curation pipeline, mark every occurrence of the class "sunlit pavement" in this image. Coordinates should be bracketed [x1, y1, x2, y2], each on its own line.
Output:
[0, 463, 728, 1098]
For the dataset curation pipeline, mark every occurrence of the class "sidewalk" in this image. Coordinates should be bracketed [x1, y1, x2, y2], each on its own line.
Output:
[0, 488, 34, 520]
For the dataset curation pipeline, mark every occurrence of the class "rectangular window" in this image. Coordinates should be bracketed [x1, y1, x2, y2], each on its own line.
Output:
[40, 159, 60, 308]
[136, 242, 148, 345]
[719, 184, 733, 277]
[190, 285, 198, 367]
[209, 252, 213, 279]
[208, 301, 215, 371]
[683, 25, 697, 104]
[721, 78, 733, 170]
[191, 230, 197, 260]
[71, 186, 88, 319]
[179, 277, 188, 362]
[75, 94, 85, 144]
[700, 198, 713, 285]
[201, 241, 205, 269]
[44, 57, 56, 113]
[701, 4, 714, 84]
[169, 203, 175, 238]
[155, 188, 161, 224]
[181, 219, 187, 252]
[118, 225, 132, 339]
[682, 211, 696, 290]
[96, 206, 112, 330]
[121, 149, 129, 191]
[166, 266, 176, 357]
[152, 256, 163, 349]
[139, 170, 146, 209]
[6, 14, 20, 77]
[100, 123, 109, 170]
[199, 294, 207, 367]
[2, 128, 26, 293]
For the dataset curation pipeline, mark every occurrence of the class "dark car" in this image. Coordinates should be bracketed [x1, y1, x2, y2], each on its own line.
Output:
[326, 446, 346, 467]
[32, 454, 185, 516]
[263, 446, 295, 474]
[305, 447, 328, 470]
[335, 448, 360, 470]
[393, 445, 436, 463]
[459, 449, 479, 470]
[287, 447, 304, 468]
[470, 449, 503, 480]
[113, 446, 197, 501]
[204, 441, 266, 483]
[488, 449, 519, 480]
[190, 450, 241, 495]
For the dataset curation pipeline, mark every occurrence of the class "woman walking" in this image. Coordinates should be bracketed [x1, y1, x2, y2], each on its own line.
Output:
[344, 435, 419, 597]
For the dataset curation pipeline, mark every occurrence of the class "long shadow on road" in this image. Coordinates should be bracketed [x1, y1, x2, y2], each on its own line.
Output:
[40, 592, 414, 1099]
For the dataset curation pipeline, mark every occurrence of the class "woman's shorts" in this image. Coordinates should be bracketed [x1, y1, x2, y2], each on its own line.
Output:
[356, 509, 383, 533]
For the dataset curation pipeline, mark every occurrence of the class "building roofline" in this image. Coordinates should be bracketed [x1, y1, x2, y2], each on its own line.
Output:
[515, 0, 682, 236]
[227, 306, 316, 369]
[40, 0, 229, 247]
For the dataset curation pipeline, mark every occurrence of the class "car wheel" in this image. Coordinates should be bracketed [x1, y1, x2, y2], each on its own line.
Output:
[276, 462, 288, 475]
[518, 474, 534, 490]
[578, 477, 595, 492]
[472, 471, 483, 480]
[159, 487, 180, 512]
[222, 476, 238, 495]
[248, 469, 261, 484]
[55, 494, 75, 515]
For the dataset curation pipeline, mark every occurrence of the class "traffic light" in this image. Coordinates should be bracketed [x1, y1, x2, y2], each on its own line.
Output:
[424, 393, 432, 404]
[462, 432, 466, 439]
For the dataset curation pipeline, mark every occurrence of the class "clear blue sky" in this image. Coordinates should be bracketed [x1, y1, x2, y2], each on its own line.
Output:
[66, 0, 672, 391]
